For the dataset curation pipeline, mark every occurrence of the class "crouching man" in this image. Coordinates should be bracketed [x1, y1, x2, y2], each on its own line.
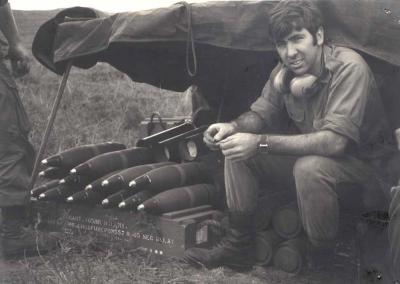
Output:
[184, 0, 394, 270]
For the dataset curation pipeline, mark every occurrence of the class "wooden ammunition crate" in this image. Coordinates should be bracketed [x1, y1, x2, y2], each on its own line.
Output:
[32, 202, 223, 258]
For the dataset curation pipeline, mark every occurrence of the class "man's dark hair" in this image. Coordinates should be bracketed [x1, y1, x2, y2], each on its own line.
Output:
[268, 0, 323, 44]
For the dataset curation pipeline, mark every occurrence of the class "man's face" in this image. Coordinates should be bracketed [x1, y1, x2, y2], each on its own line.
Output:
[275, 27, 323, 76]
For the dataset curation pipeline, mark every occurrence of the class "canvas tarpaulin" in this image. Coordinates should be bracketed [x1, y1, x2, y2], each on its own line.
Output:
[32, 0, 400, 121]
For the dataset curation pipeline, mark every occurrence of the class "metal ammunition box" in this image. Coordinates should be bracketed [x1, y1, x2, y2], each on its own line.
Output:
[33, 202, 222, 258]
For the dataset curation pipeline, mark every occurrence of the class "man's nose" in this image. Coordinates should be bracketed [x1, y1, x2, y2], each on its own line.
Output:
[287, 42, 297, 58]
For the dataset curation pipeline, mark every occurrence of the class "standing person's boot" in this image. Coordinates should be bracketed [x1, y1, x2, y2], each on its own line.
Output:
[183, 212, 255, 270]
[0, 206, 60, 258]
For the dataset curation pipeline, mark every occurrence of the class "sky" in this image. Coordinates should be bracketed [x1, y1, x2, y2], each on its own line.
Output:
[12, 0, 230, 13]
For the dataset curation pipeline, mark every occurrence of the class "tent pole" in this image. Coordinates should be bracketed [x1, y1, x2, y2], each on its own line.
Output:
[29, 61, 73, 190]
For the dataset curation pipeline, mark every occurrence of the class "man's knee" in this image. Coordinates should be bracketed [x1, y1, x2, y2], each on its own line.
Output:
[293, 156, 332, 188]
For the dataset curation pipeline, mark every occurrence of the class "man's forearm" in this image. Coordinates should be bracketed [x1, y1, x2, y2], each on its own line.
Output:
[0, 2, 21, 47]
[232, 111, 265, 133]
[265, 130, 349, 157]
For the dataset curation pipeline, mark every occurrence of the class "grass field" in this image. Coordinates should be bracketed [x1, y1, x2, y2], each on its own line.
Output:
[0, 8, 361, 284]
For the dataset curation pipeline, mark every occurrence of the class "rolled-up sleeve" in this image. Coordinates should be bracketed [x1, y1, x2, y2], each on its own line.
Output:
[250, 65, 285, 129]
[319, 62, 372, 144]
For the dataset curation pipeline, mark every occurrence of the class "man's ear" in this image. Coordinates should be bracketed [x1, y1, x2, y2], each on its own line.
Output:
[316, 26, 324, 46]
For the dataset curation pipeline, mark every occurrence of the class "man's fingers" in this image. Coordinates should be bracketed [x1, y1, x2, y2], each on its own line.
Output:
[218, 135, 235, 144]
[218, 139, 237, 151]
[221, 147, 240, 157]
[213, 130, 229, 142]
[203, 136, 220, 151]
[204, 130, 215, 143]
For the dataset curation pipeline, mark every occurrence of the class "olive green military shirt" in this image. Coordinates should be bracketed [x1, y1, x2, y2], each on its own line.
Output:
[251, 45, 394, 161]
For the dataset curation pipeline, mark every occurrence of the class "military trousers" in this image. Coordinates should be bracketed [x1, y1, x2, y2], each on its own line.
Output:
[224, 154, 385, 247]
[0, 61, 34, 208]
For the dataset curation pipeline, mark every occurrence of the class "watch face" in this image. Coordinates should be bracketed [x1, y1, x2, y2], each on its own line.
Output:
[258, 144, 269, 153]
[258, 135, 269, 153]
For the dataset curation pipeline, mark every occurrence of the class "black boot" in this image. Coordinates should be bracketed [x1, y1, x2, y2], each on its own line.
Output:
[1, 206, 60, 258]
[183, 212, 255, 270]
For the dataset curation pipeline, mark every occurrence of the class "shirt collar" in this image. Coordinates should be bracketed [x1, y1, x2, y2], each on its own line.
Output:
[319, 45, 334, 84]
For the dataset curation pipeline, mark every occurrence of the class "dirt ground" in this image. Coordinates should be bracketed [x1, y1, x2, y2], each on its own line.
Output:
[0, 246, 361, 284]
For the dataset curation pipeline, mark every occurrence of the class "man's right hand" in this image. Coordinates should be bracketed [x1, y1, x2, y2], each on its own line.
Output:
[7, 43, 30, 77]
[203, 122, 237, 150]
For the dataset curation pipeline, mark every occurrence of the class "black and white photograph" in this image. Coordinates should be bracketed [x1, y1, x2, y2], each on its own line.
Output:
[0, 0, 399, 283]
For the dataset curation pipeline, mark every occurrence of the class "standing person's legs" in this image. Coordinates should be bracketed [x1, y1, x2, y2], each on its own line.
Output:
[0, 68, 57, 257]
[0, 139, 38, 258]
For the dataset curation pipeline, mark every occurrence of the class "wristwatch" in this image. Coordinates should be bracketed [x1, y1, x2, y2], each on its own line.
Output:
[258, 134, 270, 153]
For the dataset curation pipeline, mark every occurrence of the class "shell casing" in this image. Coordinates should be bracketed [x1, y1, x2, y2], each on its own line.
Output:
[130, 161, 211, 195]
[72, 147, 154, 178]
[38, 184, 82, 201]
[104, 161, 175, 190]
[39, 167, 70, 179]
[41, 142, 126, 168]
[60, 174, 93, 186]
[68, 189, 109, 204]
[31, 179, 60, 197]
[101, 189, 135, 208]
[255, 230, 284, 266]
[139, 183, 218, 214]
[119, 190, 154, 210]
[272, 201, 303, 239]
[273, 236, 308, 275]
[84, 170, 122, 191]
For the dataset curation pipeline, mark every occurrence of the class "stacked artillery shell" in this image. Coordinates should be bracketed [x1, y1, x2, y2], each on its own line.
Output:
[31, 179, 60, 198]
[67, 171, 122, 203]
[101, 189, 134, 208]
[70, 147, 154, 179]
[67, 188, 107, 204]
[84, 170, 121, 191]
[38, 167, 70, 179]
[38, 184, 82, 201]
[129, 162, 211, 195]
[272, 201, 303, 239]
[272, 236, 308, 274]
[118, 191, 154, 210]
[59, 174, 92, 186]
[101, 162, 175, 191]
[99, 162, 176, 207]
[255, 229, 284, 265]
[41, 142, 126, 169]
[137, 183, 218, 214]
